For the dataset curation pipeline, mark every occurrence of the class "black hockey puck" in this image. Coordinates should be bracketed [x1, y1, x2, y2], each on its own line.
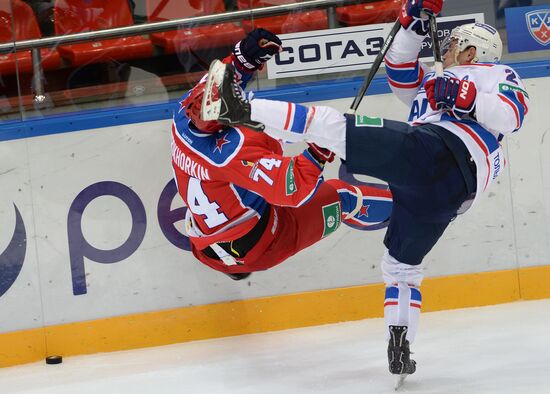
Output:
[45, 355, 63, 365]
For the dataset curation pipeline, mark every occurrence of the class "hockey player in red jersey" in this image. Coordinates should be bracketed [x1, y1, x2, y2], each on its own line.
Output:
[172, 28, 392, 281]
[200, 1, 529, 385]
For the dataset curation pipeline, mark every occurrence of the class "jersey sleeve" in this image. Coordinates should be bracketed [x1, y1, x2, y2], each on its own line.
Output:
[475, 65, 529, 136]
[221, 139, 325, 208]
[384, 28, 431, 107]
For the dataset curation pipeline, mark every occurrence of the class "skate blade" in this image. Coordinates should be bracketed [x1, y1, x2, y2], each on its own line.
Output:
[394, 374, 408, 391]
[201, 59, 225, 121]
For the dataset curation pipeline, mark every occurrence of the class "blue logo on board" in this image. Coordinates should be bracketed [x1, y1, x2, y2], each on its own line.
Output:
[0, 204, 26, 297]
[526, 10, 550, 46]
[506, 6, 550, 52]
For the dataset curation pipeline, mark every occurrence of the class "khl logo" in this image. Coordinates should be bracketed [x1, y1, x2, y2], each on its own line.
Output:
[526, 10, 550, 46]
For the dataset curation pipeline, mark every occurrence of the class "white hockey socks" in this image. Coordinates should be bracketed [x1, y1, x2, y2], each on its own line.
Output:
[250, 99, 347, 158]
[381, 251, 424, 343]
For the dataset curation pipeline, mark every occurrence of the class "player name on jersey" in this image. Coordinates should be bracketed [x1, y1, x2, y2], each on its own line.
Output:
[171, 141, 211, 181]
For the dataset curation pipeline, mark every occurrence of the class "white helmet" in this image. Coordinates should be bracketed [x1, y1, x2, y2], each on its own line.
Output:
[442, 23, 503, 63]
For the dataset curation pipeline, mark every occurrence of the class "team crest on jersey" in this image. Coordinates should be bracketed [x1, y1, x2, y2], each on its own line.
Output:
[214, 135, 230, 153]
[526, 10, 550, 46]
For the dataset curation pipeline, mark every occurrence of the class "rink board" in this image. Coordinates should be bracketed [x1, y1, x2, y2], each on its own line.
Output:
[0, 74, 548, 366]
[1, 266, 549, 367]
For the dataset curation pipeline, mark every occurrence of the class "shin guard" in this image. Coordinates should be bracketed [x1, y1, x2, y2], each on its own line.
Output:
[381, 251, 423, 343]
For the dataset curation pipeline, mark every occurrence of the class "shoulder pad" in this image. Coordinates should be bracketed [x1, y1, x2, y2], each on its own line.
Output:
[173, 123, 244, 167]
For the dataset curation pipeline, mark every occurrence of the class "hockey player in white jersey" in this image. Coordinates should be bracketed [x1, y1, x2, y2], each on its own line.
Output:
[199, 0, 529, 384]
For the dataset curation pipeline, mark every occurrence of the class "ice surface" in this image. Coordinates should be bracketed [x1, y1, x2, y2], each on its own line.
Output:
[2, 299, 549, 394]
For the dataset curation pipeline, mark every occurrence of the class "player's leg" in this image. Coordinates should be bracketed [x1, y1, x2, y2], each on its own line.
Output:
[247, 177, 391, 269]
[324, 179, 392, 229]
[382, 250, 424, 376]
[382, 217, 451, 377]
[201, 60, 348, 157]
[201, 61, 432, 187]
[201, 59, 264, 131]
[381, 167, 466, 376]
[250, 100, 348, 158]
[248, 182, 344, 268]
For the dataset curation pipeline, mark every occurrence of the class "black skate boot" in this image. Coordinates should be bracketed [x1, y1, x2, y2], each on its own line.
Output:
[201, 59, 264, 131]
[388, 325, 416, 375]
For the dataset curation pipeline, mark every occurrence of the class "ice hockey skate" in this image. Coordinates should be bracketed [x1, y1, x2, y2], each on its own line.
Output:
[201, 59, 264, 131]
[388, 325, 416, 390]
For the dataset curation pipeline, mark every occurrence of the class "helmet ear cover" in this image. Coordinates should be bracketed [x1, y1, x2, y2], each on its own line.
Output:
[181, 82, 223, 133]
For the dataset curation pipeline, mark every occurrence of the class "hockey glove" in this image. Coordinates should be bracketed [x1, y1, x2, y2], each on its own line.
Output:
[425, 76, 477, 118]
[399, 0, 443, 36]
[232, 28, 282, 72]
[306, 142, 336, 167]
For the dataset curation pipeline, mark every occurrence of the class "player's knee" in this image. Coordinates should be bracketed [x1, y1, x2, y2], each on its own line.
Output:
[381, 250, 424, 286]
[310, 105, 346, 126]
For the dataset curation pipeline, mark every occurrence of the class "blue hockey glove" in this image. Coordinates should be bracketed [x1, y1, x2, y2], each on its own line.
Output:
[399, 0, 443, 35]
[425, 76, 477, 118]
[232, 28, 282, 72]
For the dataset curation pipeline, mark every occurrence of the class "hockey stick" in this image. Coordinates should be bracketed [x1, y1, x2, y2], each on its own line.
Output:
[346, 19, 401, 115]
[427, 13, 444, 77]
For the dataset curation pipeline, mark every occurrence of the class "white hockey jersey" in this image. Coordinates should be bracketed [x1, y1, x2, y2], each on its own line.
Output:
[384, 28, 529, 207]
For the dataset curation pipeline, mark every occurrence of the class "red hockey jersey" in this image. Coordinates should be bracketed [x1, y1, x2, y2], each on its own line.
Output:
[171, 96, 325, 252]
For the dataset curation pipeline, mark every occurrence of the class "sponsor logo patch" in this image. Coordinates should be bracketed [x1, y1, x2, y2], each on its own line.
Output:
[498, 83, 529, 98]
[286, 159, 297, 195]
[355, 115, 384, 127]
[322, 202, 341, 237]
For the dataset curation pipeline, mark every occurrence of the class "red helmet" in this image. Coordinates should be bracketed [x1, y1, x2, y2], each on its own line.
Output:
[181, 82, 222, 133]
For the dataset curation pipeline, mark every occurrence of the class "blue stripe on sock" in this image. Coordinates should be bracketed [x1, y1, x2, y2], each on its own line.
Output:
[290, 104, 308, 133]
[337, 190, 357, 215]
[410, 287, 422, 302]
[385, 286, 399, 299]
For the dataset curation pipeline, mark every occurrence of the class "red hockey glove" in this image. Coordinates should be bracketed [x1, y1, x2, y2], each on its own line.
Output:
[425, 76, 477, 118]
[232, 28, 282, 72]
[307, 142, 335, 166]
[399, 0, 443, 35]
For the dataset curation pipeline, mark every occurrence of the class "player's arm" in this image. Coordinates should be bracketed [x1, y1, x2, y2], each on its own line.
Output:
[222, 28, 282, 90]
[474, 66, 529, 135]
[224, 142, 334, 208]
[384, 0, 442, 106]
[425, 65, 529, 135]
